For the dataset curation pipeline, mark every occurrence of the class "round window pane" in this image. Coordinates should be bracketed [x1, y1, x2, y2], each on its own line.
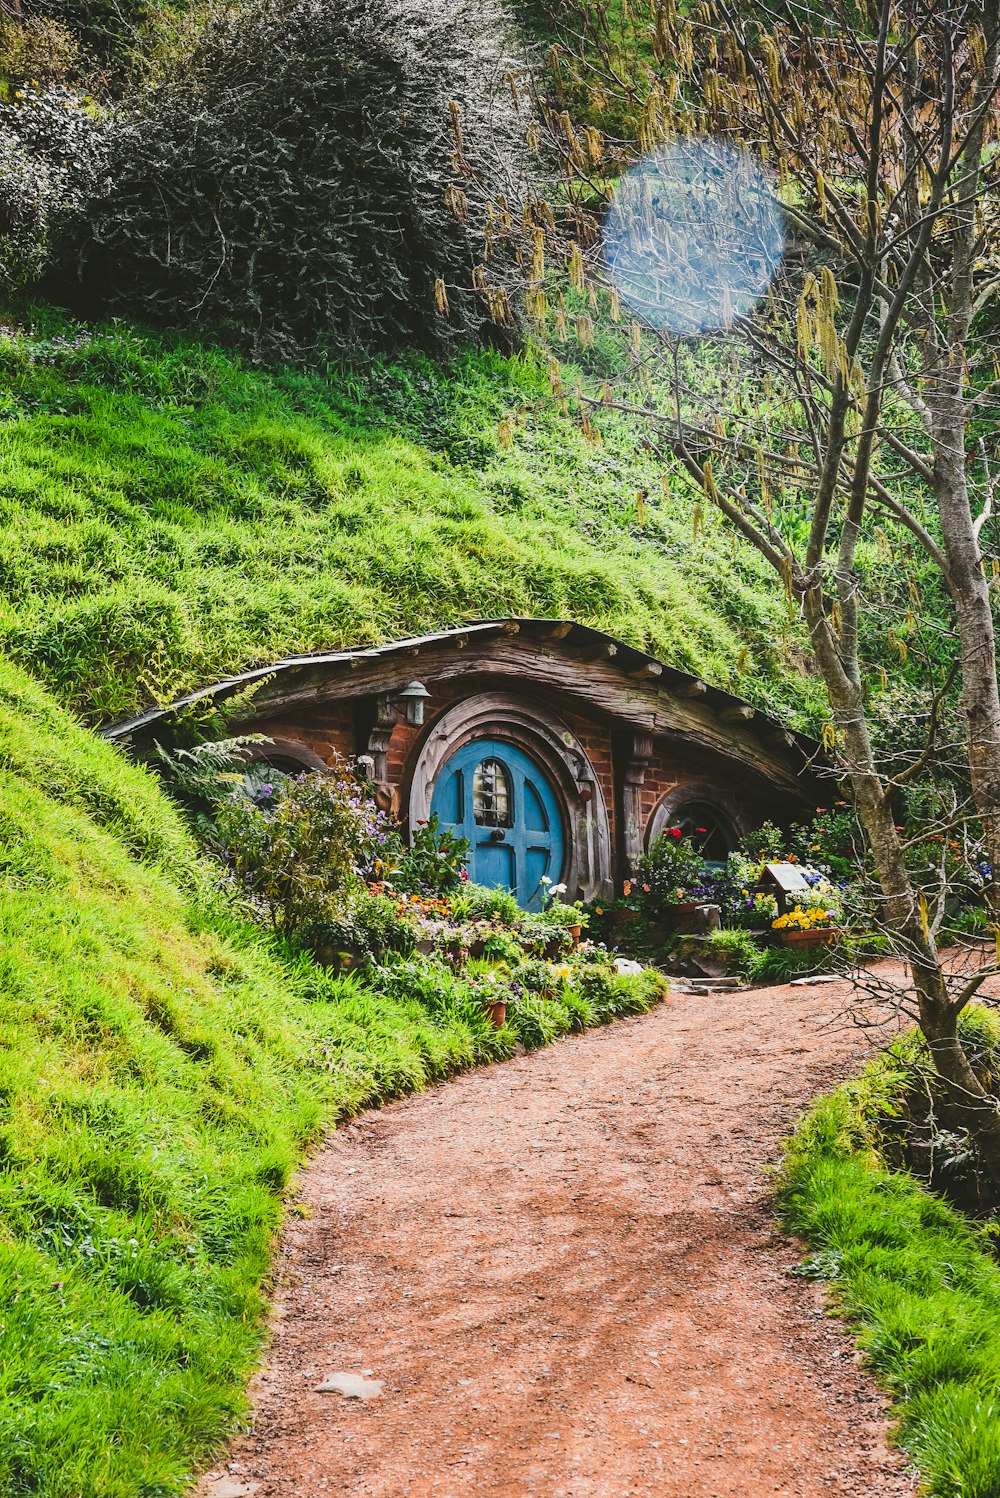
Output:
[673, 802, 735, 863]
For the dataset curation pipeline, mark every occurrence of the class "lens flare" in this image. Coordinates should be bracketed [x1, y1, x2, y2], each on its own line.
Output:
[602, 138, 785, 336]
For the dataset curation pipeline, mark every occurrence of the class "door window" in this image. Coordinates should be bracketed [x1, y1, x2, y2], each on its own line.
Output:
[473, 758, 513, 827]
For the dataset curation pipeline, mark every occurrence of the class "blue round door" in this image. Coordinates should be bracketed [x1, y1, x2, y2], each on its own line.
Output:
[430, 739, 565, 910]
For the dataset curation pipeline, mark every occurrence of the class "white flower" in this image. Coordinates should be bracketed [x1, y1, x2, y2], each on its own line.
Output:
[551, 883, 568, 895]
[541, 875, 552, 885]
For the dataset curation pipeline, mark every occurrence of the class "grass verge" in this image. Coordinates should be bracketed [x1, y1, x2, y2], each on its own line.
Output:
[779, 1016, 1000, 1498]
[0, 658, 665, 1498]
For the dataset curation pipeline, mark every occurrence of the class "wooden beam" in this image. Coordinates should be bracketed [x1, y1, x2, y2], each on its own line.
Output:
[764, 729, 795, 750]
[537, 621, 573, 641]
[680, 679, 708, 697]
[581, 641, 618, 661]
[628, 661, 663, 681]
[452, 634, 469, 649]
[719, 704, 755, 723]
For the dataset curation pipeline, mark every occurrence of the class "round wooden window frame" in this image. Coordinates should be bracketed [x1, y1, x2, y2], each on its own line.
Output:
[645, 782, 750, 852]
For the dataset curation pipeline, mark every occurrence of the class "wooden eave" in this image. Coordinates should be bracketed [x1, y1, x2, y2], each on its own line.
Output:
[98, 618, 821, 796]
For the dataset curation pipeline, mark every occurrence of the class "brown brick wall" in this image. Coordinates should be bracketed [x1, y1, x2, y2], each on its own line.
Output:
[252, 703, 354, 767]
[252, 677, 784, 883]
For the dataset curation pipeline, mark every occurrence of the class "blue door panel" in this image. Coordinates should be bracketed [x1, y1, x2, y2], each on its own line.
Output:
[436, 766, 463, 824]
[524, 845, 551, 898]
[476, 840, 516, 890]
[429, 738, 564, 910]
[523, 780, 549, 833]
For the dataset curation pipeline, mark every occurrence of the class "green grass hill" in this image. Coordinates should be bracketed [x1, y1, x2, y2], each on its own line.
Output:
[0, 310, 821, 727]
[0, 304, 815, 1495]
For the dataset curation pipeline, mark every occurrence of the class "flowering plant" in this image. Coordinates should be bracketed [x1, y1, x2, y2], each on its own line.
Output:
[217, 758, 397, 932]
[539, 875, 587, 929]
[772, 904, 835, 931]
[635, 832, 706, 911]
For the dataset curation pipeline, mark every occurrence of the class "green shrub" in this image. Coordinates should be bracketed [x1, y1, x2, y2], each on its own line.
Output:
[77, 0, 527, 354]
[392, 814, 470, 895]
[294, 889, 416, 964]
[0, 85, 107, 291]
[216, 763, 395, 933]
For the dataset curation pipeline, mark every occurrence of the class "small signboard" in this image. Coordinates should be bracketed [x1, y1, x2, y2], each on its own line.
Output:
[757, 861, 812, 915]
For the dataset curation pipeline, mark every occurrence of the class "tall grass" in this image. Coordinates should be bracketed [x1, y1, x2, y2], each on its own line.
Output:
[780, 1017, 1000, 1498]
[0, 311, 821, 726]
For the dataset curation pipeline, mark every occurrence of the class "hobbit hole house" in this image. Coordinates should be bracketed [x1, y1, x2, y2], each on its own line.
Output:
[103, 619, 820, 910]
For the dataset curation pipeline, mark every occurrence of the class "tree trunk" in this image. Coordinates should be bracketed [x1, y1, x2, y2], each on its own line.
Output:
[804, 590, 1000, 1185]
[933, 409, 1000, 913]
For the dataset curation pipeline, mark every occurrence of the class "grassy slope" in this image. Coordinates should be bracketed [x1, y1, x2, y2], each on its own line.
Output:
[0, 304, 813, 1492]
[0, 310, 822, 726]
[0, 660, 663, 1496]
[780, 1018, 1000, 1498]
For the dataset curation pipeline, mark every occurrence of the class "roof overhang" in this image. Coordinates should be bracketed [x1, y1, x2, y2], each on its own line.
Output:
[99, 617, 824, 797]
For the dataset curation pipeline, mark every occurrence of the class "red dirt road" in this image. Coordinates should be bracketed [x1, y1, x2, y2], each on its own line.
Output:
[199, 980, 918, 1498]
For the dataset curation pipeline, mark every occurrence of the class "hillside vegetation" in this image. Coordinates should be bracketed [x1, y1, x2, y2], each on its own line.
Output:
[0, 311, 821, 726]
[0, 658, 665, 1495]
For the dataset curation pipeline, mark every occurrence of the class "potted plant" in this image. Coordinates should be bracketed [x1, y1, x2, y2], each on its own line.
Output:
[771, 905, 839, 947]
[635, 832, 707, 929]
[474, 974, 510, 1029]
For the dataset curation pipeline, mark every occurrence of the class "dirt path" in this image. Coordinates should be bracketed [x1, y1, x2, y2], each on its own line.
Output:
[200, 978, 918, 1498]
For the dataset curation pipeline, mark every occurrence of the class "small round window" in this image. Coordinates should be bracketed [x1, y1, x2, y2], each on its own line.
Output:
[473, 758, 512, 828]
[671, 802, 735, 864]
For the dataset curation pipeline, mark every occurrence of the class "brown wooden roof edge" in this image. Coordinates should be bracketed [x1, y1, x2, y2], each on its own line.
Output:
[97, 616, 821, 761]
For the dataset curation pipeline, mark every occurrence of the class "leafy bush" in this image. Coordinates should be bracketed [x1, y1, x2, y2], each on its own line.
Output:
[636, 831, 706, 910]
[392, 814, 470, 895]
[0, 85, 107, 290]
[217, 764, 396, 932]
[0, 132, 51, 289]
[77, 0, 528, 354]
[450, 882, 523, 926]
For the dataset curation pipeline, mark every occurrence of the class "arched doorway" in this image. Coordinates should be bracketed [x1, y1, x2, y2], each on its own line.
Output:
[430, 739, 565, 909]
[406, 692, 613, 906]
[646, 784, 745, 869]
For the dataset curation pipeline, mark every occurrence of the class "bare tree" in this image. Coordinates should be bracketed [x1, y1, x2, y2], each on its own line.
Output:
[467, 0, 1000, 1175]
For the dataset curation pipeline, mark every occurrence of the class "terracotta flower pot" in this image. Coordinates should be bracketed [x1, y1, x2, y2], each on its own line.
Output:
[484, 999, 508, 1029]
[662, 901, 700, 931]
[569, 923, 582, 947]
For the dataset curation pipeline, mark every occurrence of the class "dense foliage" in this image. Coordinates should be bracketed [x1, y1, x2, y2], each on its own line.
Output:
[2, 0, 528, 355]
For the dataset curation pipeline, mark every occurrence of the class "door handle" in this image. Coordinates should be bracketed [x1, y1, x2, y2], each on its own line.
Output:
[490, 827, 507, 843]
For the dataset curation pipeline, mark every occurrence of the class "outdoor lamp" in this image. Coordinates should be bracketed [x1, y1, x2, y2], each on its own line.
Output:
[398, 681, 431, 727]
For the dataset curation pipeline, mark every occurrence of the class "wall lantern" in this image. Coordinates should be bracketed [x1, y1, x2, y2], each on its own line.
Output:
[397, 680, 431, 727]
